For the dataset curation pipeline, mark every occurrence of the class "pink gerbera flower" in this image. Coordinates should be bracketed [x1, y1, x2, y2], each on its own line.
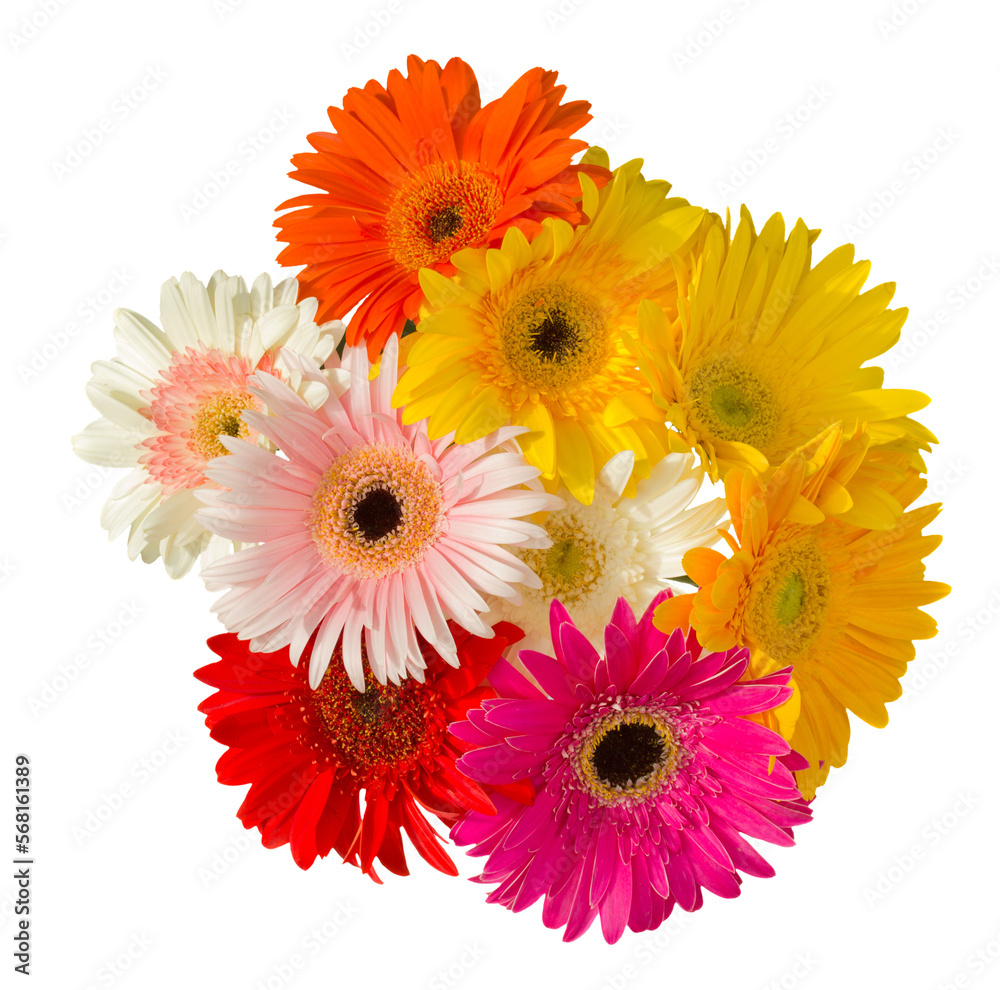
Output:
[450, 592, 812, 943]
[198, 334, 560, 690]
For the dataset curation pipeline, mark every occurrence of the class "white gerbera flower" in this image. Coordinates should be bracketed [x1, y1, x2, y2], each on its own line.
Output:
[72, 270, 343, 578]
[487, 451, 728, 651]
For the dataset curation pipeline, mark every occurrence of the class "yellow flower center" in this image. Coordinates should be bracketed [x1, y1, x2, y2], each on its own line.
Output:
[745, 536, 831, 661]
[688, 356, 779, 452]
[578, 710, 678, 805]
[499, 282, 611, 392]
[385, 161, 502, 271]
[189, 389, 258, 462]
[309, 443, 444, 577]
[545, 539, 584, 581]
[520, 508, 612, 604]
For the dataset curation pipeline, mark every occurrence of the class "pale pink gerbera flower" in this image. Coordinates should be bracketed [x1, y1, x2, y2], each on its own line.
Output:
[72, 271, 340, 577]
[197, 334, 560, 691]
[451, 592, 812, 942]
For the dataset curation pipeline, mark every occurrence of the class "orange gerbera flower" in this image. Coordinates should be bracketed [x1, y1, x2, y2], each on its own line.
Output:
[655, 424, 949, 798]
[275, 55, 602, 358]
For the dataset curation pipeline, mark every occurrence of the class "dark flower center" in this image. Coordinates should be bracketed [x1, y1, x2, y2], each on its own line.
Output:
[305, 647, 436, 775]
[590, 722, 665, 788]
[352, 690, 383, 725]
[528, 306, 581, 362]
[217, 414, 243, 438]
[352, 487, 403, 543]
[427, 205, 464, 243]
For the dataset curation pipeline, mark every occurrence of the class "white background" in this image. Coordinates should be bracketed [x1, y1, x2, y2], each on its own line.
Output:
[2, 0, 997, 987]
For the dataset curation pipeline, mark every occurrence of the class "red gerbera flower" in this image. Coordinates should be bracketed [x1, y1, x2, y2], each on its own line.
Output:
[274, 54, 603, 357]
[195, 621, 522, 880]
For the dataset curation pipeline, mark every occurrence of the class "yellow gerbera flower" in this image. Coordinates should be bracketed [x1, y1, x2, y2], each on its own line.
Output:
[654, 424, 949, 798]
[619, 206, 936, 482]
[392, 157, 707, 503]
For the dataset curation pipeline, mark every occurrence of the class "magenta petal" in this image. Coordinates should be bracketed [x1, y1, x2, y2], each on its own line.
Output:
[510, 828, 569, 911]
[707, 790, 798, 846]
[780, 748, 810, 772]
[541, 857, 581, 931]
[709, 746, 798, 795]
[448, 718, 496, 746]
[548, 841, 598, 940]
[486, 860, 531, 906]
[673, 652, 747, 699]
[482, 698, 569, 733]
[604, 622, 638, 687]
[637, 590, 671, 657]
[628, 646, 671, 695]
[689, 846, 742, 899]
[708, 683, 790, 715]
[664, 847, 698, 912]
[517, 651, 579, 705]
[501, 785, 560, 851]
[663, 625, 687, 661]
[458, 744, 539, 782]
[451, 797, 520, 853]
[652, 650, 692, 695]
[599, 853, 632, 943]
[466, 707, 501, 736]
[627, 851, 654, 933]
[611, 596, 638, 644]
[685, 823, 735, 872]
[701, 717, 791, 757]
[645, 842, 671, 899]
[506, 730, 565, 754]
[558, 620, 601, 684]
[590, 817, 619, 905]
[489, 657, 539, 700]
[709, 816, 776, 878]
[547, 599, 574, 658]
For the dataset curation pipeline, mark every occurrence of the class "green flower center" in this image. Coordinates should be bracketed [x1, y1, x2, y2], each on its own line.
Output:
[688, 356, 779, 451]
[545, 539, 584, 581]
[774, 572, 806, 626]
[746, 537, 831, 661]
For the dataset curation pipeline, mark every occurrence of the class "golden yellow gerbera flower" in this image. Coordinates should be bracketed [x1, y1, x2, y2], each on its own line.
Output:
[392, 157, 707, 503]
[619, 207, 936, 482]
[655, 424, 949, 798]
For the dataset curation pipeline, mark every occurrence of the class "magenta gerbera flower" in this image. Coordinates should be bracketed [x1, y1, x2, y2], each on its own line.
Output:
[197, 334, 560, 690]
[450, 592, 812, 942]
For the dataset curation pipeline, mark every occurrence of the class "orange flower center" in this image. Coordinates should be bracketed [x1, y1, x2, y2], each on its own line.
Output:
[385, 161, 502, 270]
[308, 442, 444, 577]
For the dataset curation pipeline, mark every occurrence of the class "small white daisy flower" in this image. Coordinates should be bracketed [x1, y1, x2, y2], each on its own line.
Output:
[488, 450, 728, 651]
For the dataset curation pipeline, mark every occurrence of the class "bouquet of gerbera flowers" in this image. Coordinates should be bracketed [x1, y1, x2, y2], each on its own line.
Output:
[72, 54, 948, 942]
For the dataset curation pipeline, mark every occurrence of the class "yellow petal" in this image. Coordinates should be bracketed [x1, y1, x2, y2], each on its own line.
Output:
[453, 385, 512, 445]
[554, 417, 595, 504]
